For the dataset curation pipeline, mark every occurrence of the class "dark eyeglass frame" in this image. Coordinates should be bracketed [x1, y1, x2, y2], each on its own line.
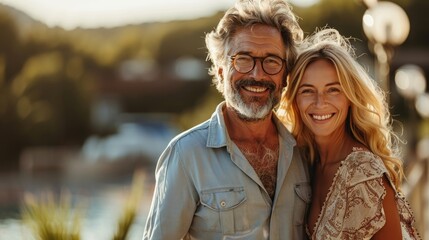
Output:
[229, 53, 286, 75]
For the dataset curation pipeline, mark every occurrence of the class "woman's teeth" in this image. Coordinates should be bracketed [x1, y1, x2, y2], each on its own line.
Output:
[312, 114, 333, 120]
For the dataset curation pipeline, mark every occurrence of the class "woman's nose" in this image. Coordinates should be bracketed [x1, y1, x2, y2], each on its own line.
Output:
[315, 92, 326, 106]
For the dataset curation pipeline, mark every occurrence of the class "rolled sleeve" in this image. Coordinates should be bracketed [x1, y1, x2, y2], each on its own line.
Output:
[143, 142, 198, 240]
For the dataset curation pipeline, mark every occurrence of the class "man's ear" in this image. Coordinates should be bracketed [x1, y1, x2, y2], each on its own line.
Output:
[217, 67, 223, 79]
[218, 67, 224, 82]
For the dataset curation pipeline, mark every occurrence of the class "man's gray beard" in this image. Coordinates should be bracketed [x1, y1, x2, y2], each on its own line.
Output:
[224, 81, 278, 122]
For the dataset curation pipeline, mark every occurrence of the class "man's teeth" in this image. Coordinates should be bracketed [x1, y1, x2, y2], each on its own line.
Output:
[244, 86, 267, 93]
[312, 114, 333, 120]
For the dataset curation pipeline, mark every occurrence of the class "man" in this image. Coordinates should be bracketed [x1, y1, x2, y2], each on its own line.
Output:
[143, 0, 310, 239]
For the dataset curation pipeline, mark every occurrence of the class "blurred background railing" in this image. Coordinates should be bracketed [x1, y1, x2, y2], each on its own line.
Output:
[0, 0, 427, 239]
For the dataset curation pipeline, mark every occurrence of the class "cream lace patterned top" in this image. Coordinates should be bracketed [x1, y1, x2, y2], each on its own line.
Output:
[308, 149, 421, 240]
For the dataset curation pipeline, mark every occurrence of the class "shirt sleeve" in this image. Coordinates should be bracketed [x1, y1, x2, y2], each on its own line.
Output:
[143, 141, 199, 240]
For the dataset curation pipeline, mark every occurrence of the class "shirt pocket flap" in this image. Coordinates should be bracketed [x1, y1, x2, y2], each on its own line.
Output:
[294, 182, 311, 203]
[200, 187, 246, 212]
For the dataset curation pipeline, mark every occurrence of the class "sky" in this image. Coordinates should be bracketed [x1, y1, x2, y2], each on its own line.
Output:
[0, 0, 319, 30]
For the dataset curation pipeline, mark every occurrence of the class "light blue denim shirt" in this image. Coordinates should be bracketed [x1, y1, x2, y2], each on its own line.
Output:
[143, 102, 311, 240]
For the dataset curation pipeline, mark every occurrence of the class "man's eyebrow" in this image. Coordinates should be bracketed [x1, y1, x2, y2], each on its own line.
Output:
[233, 51, 284, 58]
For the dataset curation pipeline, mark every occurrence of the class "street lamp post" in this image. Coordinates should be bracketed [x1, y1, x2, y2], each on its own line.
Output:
[362, 1, 410, 98]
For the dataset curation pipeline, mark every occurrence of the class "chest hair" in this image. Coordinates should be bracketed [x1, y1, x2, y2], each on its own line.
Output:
[238, 143, 279, 200]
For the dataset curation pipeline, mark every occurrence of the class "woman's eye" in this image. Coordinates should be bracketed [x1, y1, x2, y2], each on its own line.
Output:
[327, 88, 341, 94]
[300, 89, 314, 94]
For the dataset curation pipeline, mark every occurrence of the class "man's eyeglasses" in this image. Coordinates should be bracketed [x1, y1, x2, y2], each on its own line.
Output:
[230, 53, 285, 75]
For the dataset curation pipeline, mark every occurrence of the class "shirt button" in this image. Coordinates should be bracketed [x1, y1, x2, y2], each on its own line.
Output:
[220, 200, 226, 207]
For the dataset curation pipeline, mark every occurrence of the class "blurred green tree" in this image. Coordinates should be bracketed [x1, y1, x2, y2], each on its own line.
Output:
[0, 10, 24, 170]
[12, 52, 92, 146]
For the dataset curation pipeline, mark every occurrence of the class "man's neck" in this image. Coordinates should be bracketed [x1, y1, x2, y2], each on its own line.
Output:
[223, 105, 277, 143]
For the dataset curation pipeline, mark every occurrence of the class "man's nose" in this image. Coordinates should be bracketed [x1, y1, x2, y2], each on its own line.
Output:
[248, 60, 266, 79]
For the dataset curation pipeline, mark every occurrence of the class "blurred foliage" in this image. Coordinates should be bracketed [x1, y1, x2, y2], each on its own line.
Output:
[0, 0, 427, 170]
[0, 6, 223, 170]
[294, 0, 366, 39]
[113, 169, 144, 240]
[22, 191, 83, 240]
[294, 0, 428, 50]
[157, 12, 223, 65]
[176, 87, 224, 131]
[21, 169, 144, 240]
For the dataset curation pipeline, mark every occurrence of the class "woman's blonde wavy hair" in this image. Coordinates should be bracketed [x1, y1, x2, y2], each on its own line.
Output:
[277, 28, 404, 189]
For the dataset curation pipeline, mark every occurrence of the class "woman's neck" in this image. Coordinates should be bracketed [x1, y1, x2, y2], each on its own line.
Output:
[314, 130, 355, 167]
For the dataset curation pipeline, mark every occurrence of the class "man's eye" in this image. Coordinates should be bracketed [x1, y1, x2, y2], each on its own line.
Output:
[237, 57, 250, 61]
[235, 55, 252, 61]
[264, 57, 282, 65]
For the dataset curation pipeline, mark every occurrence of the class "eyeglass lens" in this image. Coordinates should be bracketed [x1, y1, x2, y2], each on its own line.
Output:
[232, 54, 284, 75]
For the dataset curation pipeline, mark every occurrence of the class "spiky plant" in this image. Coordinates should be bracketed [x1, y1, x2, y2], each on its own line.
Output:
[21, 169, 145, 240]
[21, 191, 83, 240]
[113, 169, 144, 240]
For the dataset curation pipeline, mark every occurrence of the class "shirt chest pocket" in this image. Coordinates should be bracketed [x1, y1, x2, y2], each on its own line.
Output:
[294, 182, 312, 226]
[195, 187, 248, 234]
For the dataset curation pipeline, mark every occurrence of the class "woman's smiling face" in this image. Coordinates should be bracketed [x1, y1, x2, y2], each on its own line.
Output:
[296, 59, 350, 139]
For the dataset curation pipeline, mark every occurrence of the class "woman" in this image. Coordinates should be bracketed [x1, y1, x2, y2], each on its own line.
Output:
[277, 29, 420, 239]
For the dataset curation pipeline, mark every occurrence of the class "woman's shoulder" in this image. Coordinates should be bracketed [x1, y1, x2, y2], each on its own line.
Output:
[343, 148, 387, 187]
